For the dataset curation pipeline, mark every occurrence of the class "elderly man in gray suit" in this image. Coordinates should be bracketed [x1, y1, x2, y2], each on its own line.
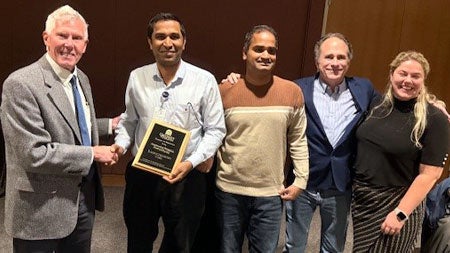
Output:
[1, 5, 118, 253]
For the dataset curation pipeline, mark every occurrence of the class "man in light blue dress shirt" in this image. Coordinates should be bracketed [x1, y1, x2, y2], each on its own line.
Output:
[112, 12, 225, 253]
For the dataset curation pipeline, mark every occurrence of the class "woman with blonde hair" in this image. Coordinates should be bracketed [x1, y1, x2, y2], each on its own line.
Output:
[351, 51, 449, 252]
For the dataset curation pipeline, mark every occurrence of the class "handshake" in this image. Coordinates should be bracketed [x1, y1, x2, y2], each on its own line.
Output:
[92, 115, 124, 166]
[92, 144, 125, 166]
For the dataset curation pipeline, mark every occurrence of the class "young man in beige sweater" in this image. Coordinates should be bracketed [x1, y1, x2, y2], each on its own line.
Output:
[215, 25, 309, 253]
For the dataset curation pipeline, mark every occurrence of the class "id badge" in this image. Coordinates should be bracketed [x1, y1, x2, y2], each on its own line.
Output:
[154, 107, 166, 120]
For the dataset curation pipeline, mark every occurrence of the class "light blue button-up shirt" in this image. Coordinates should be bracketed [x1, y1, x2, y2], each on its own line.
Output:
[313, 78, 357, 147]
[115, 60, 226, 167]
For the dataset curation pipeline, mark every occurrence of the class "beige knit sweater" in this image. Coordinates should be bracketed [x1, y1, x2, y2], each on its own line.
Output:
[216, 76, 309, 197]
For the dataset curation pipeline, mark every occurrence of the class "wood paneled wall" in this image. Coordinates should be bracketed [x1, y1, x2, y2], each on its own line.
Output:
[0, 0, 326, 174]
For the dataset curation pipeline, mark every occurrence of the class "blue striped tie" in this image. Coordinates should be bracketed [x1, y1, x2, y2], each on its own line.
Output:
[70, 75, 91, 146]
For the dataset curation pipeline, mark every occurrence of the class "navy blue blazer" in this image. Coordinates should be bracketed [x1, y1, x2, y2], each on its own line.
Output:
[292, 74, 377, 192]
[424, 177, 450, 230]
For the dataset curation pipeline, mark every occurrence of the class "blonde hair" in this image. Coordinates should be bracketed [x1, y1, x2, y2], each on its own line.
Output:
[45, 5, 88, 40]
[370, 51, 445, 148]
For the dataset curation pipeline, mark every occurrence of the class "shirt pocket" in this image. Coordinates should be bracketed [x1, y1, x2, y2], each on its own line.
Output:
[170, 102, 202, 130]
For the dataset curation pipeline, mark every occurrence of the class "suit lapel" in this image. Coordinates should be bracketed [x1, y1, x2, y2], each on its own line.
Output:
[347, 77, 365, 114]
[38, 56, 83, 144]
[303, 77, 328, 137]
[334, 77, 365, 147]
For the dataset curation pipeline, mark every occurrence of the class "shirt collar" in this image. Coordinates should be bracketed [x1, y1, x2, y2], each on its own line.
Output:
[153, 59, 185, 87]
[317, 77, 347, 95]
[45, 53, 78, 85]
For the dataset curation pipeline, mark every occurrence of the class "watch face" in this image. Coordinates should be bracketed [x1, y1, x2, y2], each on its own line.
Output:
[397, 211, 407, 221]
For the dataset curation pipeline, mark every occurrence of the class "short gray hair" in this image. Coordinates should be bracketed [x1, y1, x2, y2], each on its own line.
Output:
[45, 5, 89, 40]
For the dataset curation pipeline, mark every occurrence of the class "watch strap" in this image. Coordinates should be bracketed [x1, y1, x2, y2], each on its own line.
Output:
[394, 208, 408, 221]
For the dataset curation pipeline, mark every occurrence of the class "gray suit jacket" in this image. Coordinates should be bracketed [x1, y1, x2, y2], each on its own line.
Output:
[1, 55, 106, 240]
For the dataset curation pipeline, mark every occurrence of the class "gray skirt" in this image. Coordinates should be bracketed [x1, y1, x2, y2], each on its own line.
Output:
[351, 179, 424, 253]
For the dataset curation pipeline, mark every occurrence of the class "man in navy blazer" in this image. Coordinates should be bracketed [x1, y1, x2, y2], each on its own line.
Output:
[1, 5, 118, 253]
[284, 33, 377, 253]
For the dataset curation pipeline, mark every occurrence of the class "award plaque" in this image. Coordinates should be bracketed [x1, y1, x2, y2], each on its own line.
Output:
[132, 119, 191, 176]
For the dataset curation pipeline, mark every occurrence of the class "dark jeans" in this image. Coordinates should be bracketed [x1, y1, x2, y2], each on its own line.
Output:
[215, 189, 283, 253]
[13, 178, 96, 253]
[123, 162, 206, 253]
[284, 189, 351, 253]
[191, 162, 220, 253]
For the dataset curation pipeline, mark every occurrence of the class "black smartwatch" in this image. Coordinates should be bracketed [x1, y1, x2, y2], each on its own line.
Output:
[394, 208, 408, 222]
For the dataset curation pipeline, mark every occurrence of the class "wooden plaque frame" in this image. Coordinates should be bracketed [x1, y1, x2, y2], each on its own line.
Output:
[132, 120, 191, 176]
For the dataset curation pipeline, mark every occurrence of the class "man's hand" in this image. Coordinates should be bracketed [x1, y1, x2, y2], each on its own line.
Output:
[279, 185, 302, 201]
[110, 144, 125, 157]
[163, 161, 194, 184]
[221, 72, 241, 84]
[93, 145, 119, 165]
[196, 157, 214, 173]
[429, 99, 450, 122]
[435, 104, 450, 123]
